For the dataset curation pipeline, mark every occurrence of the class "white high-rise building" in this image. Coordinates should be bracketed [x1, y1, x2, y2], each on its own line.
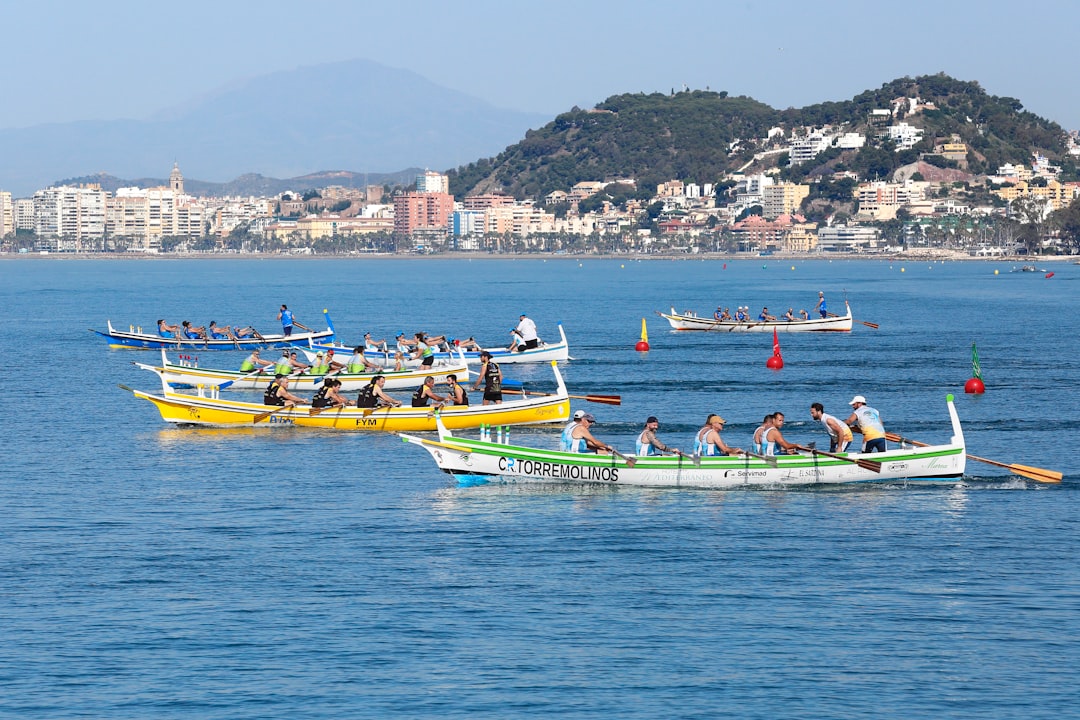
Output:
[0, 192, 12, 238]
[34, 186, 107, 244]
[416, 171, 449, 194]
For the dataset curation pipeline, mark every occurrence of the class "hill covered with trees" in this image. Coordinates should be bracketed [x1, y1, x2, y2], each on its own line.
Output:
[447, 74, 1073, 201]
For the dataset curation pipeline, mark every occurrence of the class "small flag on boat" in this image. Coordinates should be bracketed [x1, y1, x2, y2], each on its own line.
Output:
[971, 341, 982, 380]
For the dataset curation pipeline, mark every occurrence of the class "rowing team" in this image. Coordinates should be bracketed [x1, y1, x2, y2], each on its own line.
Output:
[240, 348, 404, 375]
[259, 372, 471, 411]
[158, 319, 264, 341]
[559, 397, 887, 458]
[714, 306, 811, 322]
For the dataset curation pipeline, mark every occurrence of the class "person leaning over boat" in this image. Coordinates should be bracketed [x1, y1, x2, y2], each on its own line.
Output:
[636, 416, 679, 456]
[233, 325, 265, 341]
[798, 309, 810, 320]
[273, 350, 292, 375]
[181, 320, 207, 339]
[810, 402, 853, 452]
[363, 333, 386, 352]
[411, 376, 447, 408]
[753, 414, 774, 454]
[562, 413, 612, 454]
[783, 308, 795, 322]
[263, 373, 305, 406]
[473, 351, 502, 405]
[844, 396, 887, 453]
[694, 414, 742, 456]
[312, 378, 351, 408]
[157, 319, 181, 338]
[815, 292, 827, 319]
[239, 349, 274, 372]
[287, 351, 310, 374]
[444, 374, 468, 406]
[324, 349, 346, 374]
[355, 375, 401, 409]
[413, 332, 446, 367]
[207, 320, 235, 340]
[347, 346, 382, 373]
[509, 313, 539, 352]
[755, 413, 798, 455]
[308, 352, 331, 376]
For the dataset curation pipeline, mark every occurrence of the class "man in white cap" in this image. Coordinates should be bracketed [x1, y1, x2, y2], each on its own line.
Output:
[844, 395, 887, 452]
[562, 412, 612, 454]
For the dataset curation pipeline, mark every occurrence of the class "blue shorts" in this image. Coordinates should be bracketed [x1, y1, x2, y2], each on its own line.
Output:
[864, 438, 887, 453]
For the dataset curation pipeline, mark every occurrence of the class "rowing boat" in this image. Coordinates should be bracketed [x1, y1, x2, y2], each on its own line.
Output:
[92, 309, 337, 349]
[308, 323, 571, 365]
[135, 350, 470, 391]
[658, 303, 853, 332]
[123, 361, 570, 432]
[400, 396, 968, 489]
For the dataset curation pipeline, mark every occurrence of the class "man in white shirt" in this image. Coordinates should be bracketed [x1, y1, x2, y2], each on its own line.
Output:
[510, 313, 539, 352]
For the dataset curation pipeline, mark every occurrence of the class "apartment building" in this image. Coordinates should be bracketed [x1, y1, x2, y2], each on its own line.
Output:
[108, 187, 206, 249]
[0, 191, 12, 237]
[761, 183, 809, 219]
[789, 133, 831, 165]
[393, 191, 454, 238]
[34, 185, 107, 245]
[416, 171, 449, 194]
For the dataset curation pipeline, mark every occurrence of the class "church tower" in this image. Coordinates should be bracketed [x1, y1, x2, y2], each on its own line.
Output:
[169, 162, 184, 194]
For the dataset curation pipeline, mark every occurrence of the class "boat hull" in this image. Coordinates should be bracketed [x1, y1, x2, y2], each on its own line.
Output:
[658, 304, 853, 332]
[402, 399, 967, 489]
[132, 388, 568, 432]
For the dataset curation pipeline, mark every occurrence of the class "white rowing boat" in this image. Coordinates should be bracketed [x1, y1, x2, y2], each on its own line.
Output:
[401, 396, 968, 489]
[658, 303, 853, 332]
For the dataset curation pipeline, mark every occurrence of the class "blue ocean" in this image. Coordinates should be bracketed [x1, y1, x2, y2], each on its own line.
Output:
[2, 257, 1077, 718]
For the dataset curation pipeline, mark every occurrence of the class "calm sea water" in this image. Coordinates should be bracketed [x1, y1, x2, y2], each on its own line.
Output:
[2, 257, 1078, 719]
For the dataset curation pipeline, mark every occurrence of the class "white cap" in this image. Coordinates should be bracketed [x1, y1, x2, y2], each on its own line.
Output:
[573, 410, 585, 420]
[849, 395, 867, 406]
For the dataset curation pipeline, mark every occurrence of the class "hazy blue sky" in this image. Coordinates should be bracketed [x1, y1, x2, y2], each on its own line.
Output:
[4, 0, 1078, 130]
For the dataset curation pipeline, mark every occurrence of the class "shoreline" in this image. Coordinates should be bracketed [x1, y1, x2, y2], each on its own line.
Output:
[2, 250, 1076, 262]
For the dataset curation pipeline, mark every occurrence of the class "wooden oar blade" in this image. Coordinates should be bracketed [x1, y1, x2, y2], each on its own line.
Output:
[860, 321, 880, 329]
[1009, 464, 1063, 484]
[582, 394, 621, 406]
[857, 459, 883, 473]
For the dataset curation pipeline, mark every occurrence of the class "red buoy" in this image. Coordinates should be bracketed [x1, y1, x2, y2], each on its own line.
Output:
[766, 355, 784, 369]
[965, 377, 985, 394]
[635, 318, 650, 351]
[1046, 272, 1055, 278]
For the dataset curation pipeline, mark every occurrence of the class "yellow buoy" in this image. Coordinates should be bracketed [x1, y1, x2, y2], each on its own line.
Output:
[994, 269, 999, 275]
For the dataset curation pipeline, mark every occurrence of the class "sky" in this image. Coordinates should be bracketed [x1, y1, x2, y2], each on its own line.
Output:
[2, 0, 1078, 132]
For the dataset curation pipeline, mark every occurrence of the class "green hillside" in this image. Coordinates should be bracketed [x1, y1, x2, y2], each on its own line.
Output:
[448, 74, 1072, 200]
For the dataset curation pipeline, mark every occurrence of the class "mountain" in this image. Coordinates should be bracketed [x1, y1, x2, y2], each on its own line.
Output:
[448, 74, 1074, 200]
[0, 59, 548, 197]
[55, 169, 423, 198]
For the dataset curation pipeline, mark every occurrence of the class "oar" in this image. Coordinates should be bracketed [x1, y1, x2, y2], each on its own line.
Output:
[796, 445, 882, 473]
[308, 403, 347, 416]
[216, 366, 267, 391]
[253, 402, 296, 423]
[500, 388, 621, 406]
[828, 311, 878, 329]
[610, 448, 636, 468]
[884, 432, 1061, 483]
[740, 450, 779, 467]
